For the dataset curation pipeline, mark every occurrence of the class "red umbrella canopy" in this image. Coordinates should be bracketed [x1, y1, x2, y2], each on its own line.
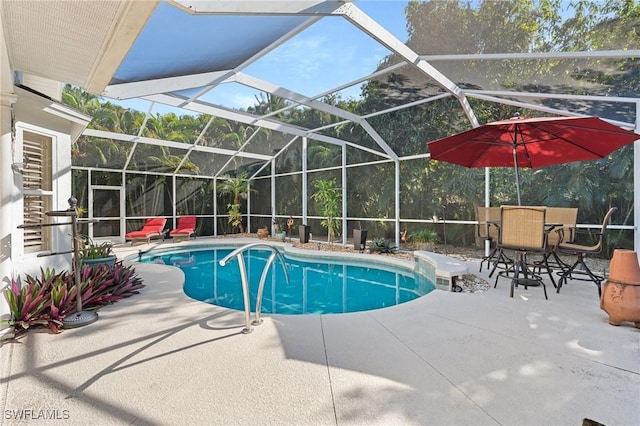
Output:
[427, 116, 639, 169]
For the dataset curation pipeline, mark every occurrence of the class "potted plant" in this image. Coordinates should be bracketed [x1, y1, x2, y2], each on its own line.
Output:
[79, 237, 117, 270]
[272, 218, 282, 234]
[257, 225, 269, 239]
[272, 218, 286, 241]
[410, 229, 439, 252]
[217, 171, 253, 234]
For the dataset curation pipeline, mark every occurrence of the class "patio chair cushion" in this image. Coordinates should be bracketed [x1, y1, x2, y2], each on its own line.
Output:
[125, 218, 167, 243]
[170, 216, 197, 238]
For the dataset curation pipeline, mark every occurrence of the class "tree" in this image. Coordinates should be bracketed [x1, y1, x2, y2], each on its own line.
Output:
[217, 171, 252, 233]
[311, 178, 342, 244]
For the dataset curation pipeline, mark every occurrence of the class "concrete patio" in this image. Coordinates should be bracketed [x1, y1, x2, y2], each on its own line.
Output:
[1, 240, 638, 425]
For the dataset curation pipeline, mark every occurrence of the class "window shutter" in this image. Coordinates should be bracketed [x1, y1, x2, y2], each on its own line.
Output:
[22, 131, 52, 253]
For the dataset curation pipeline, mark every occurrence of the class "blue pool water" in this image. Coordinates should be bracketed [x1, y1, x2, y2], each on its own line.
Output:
[137, 246, 435, 315]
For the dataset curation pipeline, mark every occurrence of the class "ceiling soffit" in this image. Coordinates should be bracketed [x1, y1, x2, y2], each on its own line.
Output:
[1, 1, 157, 94]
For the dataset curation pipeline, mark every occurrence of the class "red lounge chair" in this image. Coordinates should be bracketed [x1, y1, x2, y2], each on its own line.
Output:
[125, 217, 167, 245]
[170, 216, 197, 241]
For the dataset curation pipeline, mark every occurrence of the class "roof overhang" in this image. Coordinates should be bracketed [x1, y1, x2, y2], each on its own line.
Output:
[1, 0, 158, 94]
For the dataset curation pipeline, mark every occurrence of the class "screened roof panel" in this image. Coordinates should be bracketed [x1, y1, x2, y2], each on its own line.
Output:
[314, 122, 389, 158]
[270, 104, 352, 135]
[218, 156, 270, 178]
[98, 0, 637, 179]
[243, 15, 394, 99]
[428, 57, 640, 99]
[242, 128, 296, 157]
[5, 0, 638, 181]
[306, 140, 342, 170]
[465, 92, 639, 126]
[367, 98, 469, 157]
[177, 150, 231, 177]
[197, 117, 256, 151]
[127, 143, 192, 173]
[111, 2, 310, 84]
[140, 104, 212, 145]
[73, 137, 134, 170]
[274, 143, 302, 174]
[345, 143, 388, 165]
[186, 82, 271, 112]
[339, 64, 450, 117]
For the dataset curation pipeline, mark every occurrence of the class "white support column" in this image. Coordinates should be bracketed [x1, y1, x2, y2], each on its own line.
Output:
[485, 167, 491, 256]
[271, 164, 276, 232]
[172, 175, 177, 229]
[634, 101, 640, 255]
[88, 171, 94, 239]
[121, 170, 126, 239]
[342, 144, 347, 244]
[213, 178, 218, 236]
[395, 160, 400, 249]
[247, 179, 251, 234]
[302, 137, 308, 225]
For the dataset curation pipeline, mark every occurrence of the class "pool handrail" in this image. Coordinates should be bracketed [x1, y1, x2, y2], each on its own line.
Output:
[219, 243, 290, 334]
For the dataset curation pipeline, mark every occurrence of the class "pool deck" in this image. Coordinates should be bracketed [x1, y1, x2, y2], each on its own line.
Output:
[1, 238, 639, 425]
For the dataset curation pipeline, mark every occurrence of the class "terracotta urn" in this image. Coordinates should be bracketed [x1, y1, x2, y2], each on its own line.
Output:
[600, 249, 640, 328]
[257, 228, 268, 239]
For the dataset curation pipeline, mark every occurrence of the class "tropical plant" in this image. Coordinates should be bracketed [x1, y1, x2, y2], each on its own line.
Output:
[218, 171, 252, 233]
[226, 203, 243, 232]
[311, 178, 342, 244]
[367, 238, 398, 254]
[78, 262, 145, 308]
[1, 263, 145, 335]
[410, 229, 440, 244]
[79, 237, 114, 259]
[2, 269, 64, 333]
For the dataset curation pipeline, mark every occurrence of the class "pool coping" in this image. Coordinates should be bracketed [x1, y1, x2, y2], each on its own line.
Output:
[121, 237, 468, 292]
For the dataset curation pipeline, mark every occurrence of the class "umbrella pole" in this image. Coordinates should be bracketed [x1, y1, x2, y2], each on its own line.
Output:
[513, 147, 521, 206]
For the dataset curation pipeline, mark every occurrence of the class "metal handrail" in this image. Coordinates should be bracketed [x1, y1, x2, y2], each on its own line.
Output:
[219, 243, 290, 334]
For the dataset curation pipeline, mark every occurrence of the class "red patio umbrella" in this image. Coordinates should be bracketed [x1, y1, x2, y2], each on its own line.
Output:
[427, 115, 639, 205]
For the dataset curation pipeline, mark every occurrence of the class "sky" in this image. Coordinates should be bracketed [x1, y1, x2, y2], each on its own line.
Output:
[108, 1, 410, 116]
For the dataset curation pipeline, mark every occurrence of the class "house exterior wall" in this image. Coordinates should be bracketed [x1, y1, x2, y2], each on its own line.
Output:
[0, 23, 17, 339]
[1, 28, 86, 338]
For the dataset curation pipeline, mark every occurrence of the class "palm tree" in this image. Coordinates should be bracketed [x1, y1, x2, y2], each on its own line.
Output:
[217, 171, 252, 233]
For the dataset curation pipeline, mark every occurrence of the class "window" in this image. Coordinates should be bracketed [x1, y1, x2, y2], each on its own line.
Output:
[22, 131, 53, 253]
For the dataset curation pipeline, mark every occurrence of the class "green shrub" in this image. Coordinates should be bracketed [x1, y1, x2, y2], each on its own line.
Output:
[410, 229, 439, 244]
[368, 238, 398, 254]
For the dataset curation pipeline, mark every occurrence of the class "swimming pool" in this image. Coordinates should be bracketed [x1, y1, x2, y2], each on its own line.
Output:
[136, 244, 435, 315]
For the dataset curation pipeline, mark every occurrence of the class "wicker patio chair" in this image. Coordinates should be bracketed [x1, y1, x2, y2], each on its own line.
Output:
[475, 206, 502, 272]
[556, 207, 617, 298]
[533, 207, 578, 280]
[493, 206, 549, 299]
